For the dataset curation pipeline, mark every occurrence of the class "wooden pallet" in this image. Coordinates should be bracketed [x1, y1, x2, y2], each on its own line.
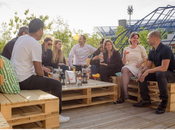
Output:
[149, 81, 175, 112]
[0, 112, 9, 129]
[0, 90, 59, 129]
[62, 79, 118, 110]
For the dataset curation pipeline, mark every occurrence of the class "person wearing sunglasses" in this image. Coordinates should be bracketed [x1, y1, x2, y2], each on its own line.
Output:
[41, 37, 53, 76]
[51, 39, 69, 73]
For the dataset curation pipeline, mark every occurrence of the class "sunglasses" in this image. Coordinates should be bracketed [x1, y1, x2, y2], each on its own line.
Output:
[48, 43, 52, 46]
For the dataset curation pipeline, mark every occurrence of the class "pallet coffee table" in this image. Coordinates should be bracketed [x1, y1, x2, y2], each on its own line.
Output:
[62, 79, 118, 110]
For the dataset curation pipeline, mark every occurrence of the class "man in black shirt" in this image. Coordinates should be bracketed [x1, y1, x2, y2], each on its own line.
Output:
[133, 31, 175, 114]
[2, 26, 29, 60]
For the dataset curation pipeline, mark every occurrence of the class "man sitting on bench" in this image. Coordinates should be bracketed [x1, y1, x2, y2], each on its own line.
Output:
[133, 30, 175, 114]
[11, 18, 70, 123]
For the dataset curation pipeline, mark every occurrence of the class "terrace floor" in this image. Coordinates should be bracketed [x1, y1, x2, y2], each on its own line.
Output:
[60, 101, 175, 129]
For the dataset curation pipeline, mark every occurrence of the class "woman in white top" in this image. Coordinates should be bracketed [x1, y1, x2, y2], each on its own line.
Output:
[117, 32, 147, 103]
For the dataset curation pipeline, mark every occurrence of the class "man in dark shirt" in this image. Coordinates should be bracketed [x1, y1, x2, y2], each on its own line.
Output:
[133, 31, 175, 114]
[2, 26, 29, 60]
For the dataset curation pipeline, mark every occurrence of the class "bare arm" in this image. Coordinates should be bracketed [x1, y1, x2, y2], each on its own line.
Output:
[139, 59, 170, 82]
[122, 50, 128, 65]
[33, 61, 44, 76]
[68, 46, 75, 68]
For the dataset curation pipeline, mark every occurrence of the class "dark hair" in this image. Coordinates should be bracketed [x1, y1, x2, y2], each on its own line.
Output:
[44, 37, 52, 42]
[29, 18, 44, 33]
[100, 38, 104, 44]
[17, 26, 29, 36]
[129, 32, 139, 44]
[80, 35, 86, 41]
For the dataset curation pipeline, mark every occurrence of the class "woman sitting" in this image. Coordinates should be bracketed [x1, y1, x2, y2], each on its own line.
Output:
[100, 39, 123, 82]
[90, 39, 104, 76]
[52, 39, 69, 73]
[42, 37, 53, 76]
[116, 32, 147, 103]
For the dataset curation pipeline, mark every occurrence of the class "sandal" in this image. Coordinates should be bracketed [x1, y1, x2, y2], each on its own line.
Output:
[114, 98, 124, 104]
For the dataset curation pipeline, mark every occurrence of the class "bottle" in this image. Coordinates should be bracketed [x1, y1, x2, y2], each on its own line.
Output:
[99, 52, 104, 62]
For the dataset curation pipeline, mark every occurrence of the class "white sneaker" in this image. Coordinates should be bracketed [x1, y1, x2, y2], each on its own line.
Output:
[59, 115, 70, 123]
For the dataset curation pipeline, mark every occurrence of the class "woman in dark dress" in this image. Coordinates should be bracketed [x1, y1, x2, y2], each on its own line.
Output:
[52, 39, 69, 73]
[100, 39, 123, 82]
[41, 37, 53, 76]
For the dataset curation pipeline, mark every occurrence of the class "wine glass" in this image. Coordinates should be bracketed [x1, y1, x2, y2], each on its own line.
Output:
[92, 74, 97, 80]
[99, 52, 104, 63]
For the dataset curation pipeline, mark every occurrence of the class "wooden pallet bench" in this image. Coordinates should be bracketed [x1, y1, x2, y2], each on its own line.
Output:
[111, 76, 175, 112]
[0, 90, 59, 129]
[62, 79, 118, 110]
[0, 112, 9, 129]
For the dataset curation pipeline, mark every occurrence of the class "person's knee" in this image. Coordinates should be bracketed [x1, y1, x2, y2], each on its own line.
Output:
[122, 68, 129, 74]
[155, 71, 165, 79]
[51, 80, 62, 91]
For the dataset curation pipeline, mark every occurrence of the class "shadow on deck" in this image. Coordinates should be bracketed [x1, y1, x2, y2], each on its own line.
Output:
[60, 102, 175, 129]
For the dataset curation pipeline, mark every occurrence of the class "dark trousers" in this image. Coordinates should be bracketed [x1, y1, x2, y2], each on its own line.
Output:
[19, 75, 62, 114]
[90, 65, 100, 74]
[73, 65, 82, 72]
[58, 65, 69, 73]
[139, 71, 175, 101]
[90, 65, 100, 79]
[100, 65, 118, 82]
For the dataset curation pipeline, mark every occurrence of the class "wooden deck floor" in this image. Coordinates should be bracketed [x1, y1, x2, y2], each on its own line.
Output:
[60, 101, 175, 129]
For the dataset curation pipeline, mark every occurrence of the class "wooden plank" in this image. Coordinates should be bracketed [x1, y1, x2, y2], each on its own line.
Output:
[128, 83, 139, 89]
[19, 90, 45, 102]
[149, 88, 160, 93]
[1, 106, 12, 120]
[62, 93, 87, 101]
[128, 91, 139, 97]
[42, 99, 59, 113]
[0, 75, 3, 86]
[3, 93, 28, 104]
[29, 90, 58, 101]
[91, 91, 114, 97]
[168, 83, 175, 94]
[0, 112, 10, 129]
[43, 115, 59, 129]
[0, 59, 3, 69]
[62, 104, 88, 110]
[62, 79, 117, 91]
[168, 94, 175, 103]
[0, 93, 11, 106]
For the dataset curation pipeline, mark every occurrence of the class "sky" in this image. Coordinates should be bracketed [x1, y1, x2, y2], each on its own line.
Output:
[0, 0, 174, 35]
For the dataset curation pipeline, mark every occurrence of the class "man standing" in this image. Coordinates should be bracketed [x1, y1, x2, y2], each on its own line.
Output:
[2, 26, 29, 60]
[11, 18, 70, 123]
[68, 35, 96, 71]
[133, 31, 175, 114]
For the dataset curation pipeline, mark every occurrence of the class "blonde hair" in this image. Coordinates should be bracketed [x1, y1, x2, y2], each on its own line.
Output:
[52, 39, 64, 63]
[103, 39, 117, 56]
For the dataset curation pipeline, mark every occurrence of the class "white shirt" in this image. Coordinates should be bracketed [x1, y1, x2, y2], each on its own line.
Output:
[11, 35, 42, 82]
[68, 44, 96, 67]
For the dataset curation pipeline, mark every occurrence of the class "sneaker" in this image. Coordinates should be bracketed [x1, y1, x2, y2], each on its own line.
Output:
[59, 115, 70, 123]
